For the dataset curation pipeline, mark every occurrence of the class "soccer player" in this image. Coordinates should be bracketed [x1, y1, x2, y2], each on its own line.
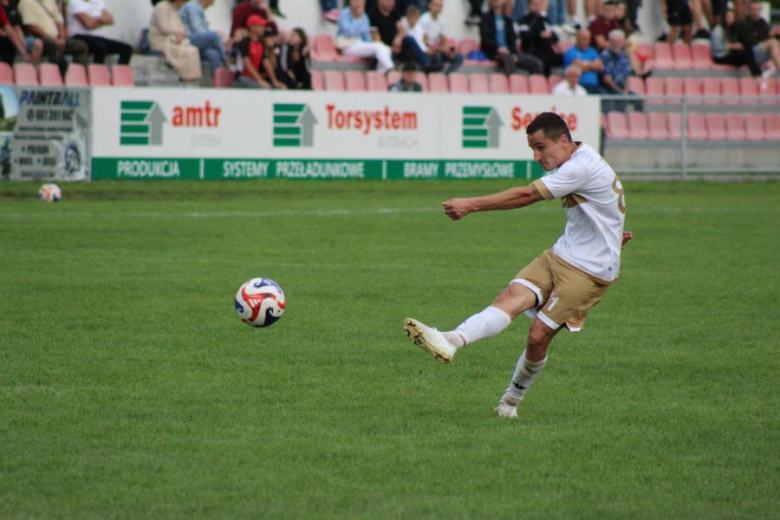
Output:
[404, 112, 633, 418]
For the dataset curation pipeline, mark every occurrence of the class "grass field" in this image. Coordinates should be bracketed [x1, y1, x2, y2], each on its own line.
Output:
[1, 180, 778, 519]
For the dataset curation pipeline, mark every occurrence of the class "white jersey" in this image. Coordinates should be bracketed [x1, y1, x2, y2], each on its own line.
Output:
[532, 143, 625, 283]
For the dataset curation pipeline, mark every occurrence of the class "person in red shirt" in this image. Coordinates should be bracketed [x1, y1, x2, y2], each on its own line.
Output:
[0, 3, 30, 63]
[235, 15, 271, 88]
[589, 0, 620, 51]
[231, 0, 277, 41]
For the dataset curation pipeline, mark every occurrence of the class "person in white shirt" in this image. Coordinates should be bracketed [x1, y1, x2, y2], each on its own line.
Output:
[404, 112, 633, 419]
[67, 0, 132, 64]
[417, 0, 463, 73]
[551, 65, 589, 96]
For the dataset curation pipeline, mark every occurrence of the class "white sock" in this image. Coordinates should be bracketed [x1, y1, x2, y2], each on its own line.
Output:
[451, 306, 512, 347]
[506, 350, 547, 401]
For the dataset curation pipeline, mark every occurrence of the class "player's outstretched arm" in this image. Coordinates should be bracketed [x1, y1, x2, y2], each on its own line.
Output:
[442, 185, 543, 220]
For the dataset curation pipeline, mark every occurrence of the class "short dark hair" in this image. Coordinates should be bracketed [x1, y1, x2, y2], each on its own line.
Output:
[526, 112, 572, 141]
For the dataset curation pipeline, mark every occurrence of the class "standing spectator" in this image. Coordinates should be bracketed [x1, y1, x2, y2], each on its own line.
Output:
[419, 0, 463, 73]
[388, 59, 422, 91]
[148, 0, 202, 83]
[277, 27, 311, 89]
[589, 0, 620, 50]
[337, 0, 394, 73]
[600, 29, 642, 111]
[562, 28, 603, 93]
[480, 0, 543, 75]
[0, 0, 37, 64]
[662, 0, 693, 44]
[368, 0, 403, 58]
[67, 0, 133, 65]
[232, 0, 276, 41]
[235, 14, 270, 88]
[551, 64, 588, 96]
[733, 0, 780, 75]
[710, 5, 760, 76]
[518, 0, 563, 76]
[19, 0, 88, 73]
[180, 0, 228, 76]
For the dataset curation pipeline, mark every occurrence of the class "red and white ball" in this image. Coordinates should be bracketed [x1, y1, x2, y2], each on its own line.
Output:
[235, 278, 286, 328]
[39, 183, 61, 203]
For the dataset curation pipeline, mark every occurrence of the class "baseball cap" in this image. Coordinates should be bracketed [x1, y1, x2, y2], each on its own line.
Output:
[246, 15, 267, 28]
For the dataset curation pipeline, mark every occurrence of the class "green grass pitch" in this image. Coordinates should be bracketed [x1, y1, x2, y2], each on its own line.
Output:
[1, 180, 778, 519]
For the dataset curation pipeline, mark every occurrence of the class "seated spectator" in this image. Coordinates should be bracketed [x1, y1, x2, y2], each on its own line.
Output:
[733, 0, 780, 76]
[710, 5, 760, 76]
[418, 0, 463, 74]
[600, 29, 642, 111]
[19, 0, 89, 74]
[517, 0, 563, 76]
[180, 0, 229, 76]
[588, 0, 620, 50]
[563, 28, 603, 93]
[552, 65, 589, 96]
[337, 0, 394, 73]
[277, 28, 311, 89]
[480, 0, 543, 75]
[232, 0, 276, 41]
[257, 24, 287, 89]
[67, 0, 133, 65]
[0, 0, 36, 64]
[368, 0, 404, 59]
[149, 0, 201, 83]
[389, 60, 422, 91]
[662, 0, 693, 44]
[235, 15, 270, 88]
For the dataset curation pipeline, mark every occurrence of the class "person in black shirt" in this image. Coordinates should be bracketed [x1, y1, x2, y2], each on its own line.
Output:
[0, 0, 40, 64]
[732, 0, 780, 73]
[517, 0, 563, 76]
[277, 27, 311, 89]
[368, 0, 403, 56]
[480, 0, 543, 75]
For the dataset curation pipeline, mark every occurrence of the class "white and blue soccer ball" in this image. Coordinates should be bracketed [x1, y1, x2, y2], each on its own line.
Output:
[39, 183, 61, 203]
[235, 278, 286, 328]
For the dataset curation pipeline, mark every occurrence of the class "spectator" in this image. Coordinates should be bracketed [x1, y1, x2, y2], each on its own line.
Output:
[277, 27, 311, 89]
[0, 0, 37, 64]
[614, 0, 635, 37]
[321, 0, 340, 23]
[480, 0, 543, 75]
[180, 0, 229, 76]
[733, 0, 780, 76]
[552, 64, 588, 96]
[67, 0, 133, 65]
[148, 0, 202, 83]
[19, 0, 89, 74]
[600, 29, 642, 111]
[235, 15, 270, 88]
[562, 28, 603, 93]
[662, 0, 693, 44]
[388, 59, 422, 91]
[368, 0, 403, 58]
[588, 0, 620, 50]
[517, 0, 563, 76]
[258, 23, 288, 89]
[710, 6, 760, 76]
[337, 0, 394, 73]
[232, 0, 276, 41]
[418, 0, 463, 73]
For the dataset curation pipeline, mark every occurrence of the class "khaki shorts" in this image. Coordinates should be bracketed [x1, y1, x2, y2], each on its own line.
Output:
[512, 250, 610, 332]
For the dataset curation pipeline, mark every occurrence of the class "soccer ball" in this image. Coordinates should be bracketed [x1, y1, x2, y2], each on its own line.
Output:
[235, 278, 286, 328]
[39, 183, 61, 202]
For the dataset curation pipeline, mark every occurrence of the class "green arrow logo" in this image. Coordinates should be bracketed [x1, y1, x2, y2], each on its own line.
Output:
[462, 106, 502, 149]
[120, 101, 167, 146]
[273, 103, 317, 147]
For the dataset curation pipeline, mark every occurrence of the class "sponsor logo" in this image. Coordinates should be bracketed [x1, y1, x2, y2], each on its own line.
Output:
[274, 103, 317, 147]
[120, 101, 167, 146]
[462, 106, 502, 149]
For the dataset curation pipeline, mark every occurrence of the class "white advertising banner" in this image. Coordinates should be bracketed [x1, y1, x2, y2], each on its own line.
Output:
[91, 88, 600, 180]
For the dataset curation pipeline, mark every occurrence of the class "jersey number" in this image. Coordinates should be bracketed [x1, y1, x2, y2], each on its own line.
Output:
[612, 177, 626, 214]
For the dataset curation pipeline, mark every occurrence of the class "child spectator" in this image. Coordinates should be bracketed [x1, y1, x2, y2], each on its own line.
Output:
[67, 0, 133, 65]
[517, 0, 563, 76]
[0, 0, 36, 64]
[180, 0, 229, 76]
[148, 0, 201, 83]
[277, 27, 311, 89]
[480, 0, 543, 75]
[337, 0, 394, 73]
[419, 0, 463, 73]
[388, 60, 422, 91]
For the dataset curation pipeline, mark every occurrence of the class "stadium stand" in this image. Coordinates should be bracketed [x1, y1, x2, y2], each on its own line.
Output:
[13, 63, 38, 86]
[111, 66, 135, 87]
[648, 112, 670, 140]
[428, 72, 448, 93]
[323, 70, 345, 92]
[313, 34, 337, 62]
[652, 42, 674, 69]
[705, 113, 727, 140]
[668, 112, 682, 140]
[0, 62, 14, 85]
[702, 77, 720, 105]
[691, 43, 711, 70]
[39, 64, 63, 87]
[687, 113, 708, 140]
[529, 74, 548, 95]
[744, 113, 765, 140]
[725, 113, 746, 141]
[672, 42, 693, 70]
[720, 77, 740, 106]
[548, 74, 562, 92]
[606, 112, 629, 139]
[345, 70, 366, 92]
[627, 112, 649, 140]
[366, 71, 387, 92]
[311, 70, 324, 91]
[683, 77, 703, 105]
[448, 73, 468, 93]
[65, 64, 88, 87]
[509, 74, 528, 94]
[488, 73, 508, 93]
[88, 65, 111, 87]
[469, 74, 489, 94]
[213, 68, 235, 88]
[739, 77, 758, 103]
[766, 114, 780, 140]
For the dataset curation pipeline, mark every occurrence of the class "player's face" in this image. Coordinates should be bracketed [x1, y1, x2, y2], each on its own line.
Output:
[527, 130, 571, 171]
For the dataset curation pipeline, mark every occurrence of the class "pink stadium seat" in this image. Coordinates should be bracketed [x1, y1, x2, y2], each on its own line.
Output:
[65, 63, 87, 87]
[311, 70, 324, 91]
[489, 73, 508, 93]
[668, 112, 682, 140]
[469, 74, 489, 93]
[744, 113, 765, 140]
[386, 70, 400, 87]
[509, 74, 528, 94]
[428, 72, 448, 93]
[529, 74, 548, 94]
[683, 77, 703, 105]
[0, 62, 11, 85]
[600, 112, 607, 130]
[606, 112, 629, 139]
[365, 71, 387, 92]
[759, 77, 776, 104]
[648, 112, 670, 140]
[672, 42, 693, 70]
[691, 42, 712, 69]
[458, 38, 480, 56]
[323, 70, 345, 91]
[652, 42, 674, 69]
[738, 77, 759, 104]
[701, 77, 720, 105]
[344, 70, 366, 92]
[725, 113, 746, 140]
[765, 113, 780, 140]
[415, 72, 428, 92]
[88, 64, 110, 86]
[548, 74, 562, 92]
[626, 76, 645, 96]
[313, 34, 337, 61]
[687, 112, 707, 140]
[645, 76, 664, 105]
[627, 112, 649, 140]
[665, 77, 683, 105]
[39, 63, 63, 86]
[720, 77, 740, 106]
[111, 65, 134, 86]
[705, 113, 727, 140]
[635, 41, 653, 62]
[14, 63, 37, 85]
[448, 72, 469, 93]
[213, 68, 234, 88]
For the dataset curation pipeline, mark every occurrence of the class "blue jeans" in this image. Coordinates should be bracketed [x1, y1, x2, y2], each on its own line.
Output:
[401, 36, 465, 73]
[189, 31, 226, 75]
[546, 0, 566, 25]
